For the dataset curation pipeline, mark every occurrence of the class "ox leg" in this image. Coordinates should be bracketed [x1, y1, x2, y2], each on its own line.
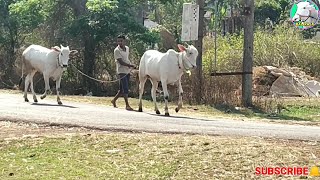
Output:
[24, 74, 31, 102]
[175, 79, 183, 113]
[161, 80, 170, 116]
[40, 74, 50, 100]
[138, 76, 147, 112]
[56, 76, 62, 105]
[29, 71, 38, 103]
[151, 79, 160, 114]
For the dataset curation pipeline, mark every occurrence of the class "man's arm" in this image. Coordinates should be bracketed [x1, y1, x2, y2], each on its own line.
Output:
[117, 58, 134, 68]
[114, 49, 134, 68]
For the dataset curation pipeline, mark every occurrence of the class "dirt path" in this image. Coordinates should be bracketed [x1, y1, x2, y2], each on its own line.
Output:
[0, 93, 320, 141]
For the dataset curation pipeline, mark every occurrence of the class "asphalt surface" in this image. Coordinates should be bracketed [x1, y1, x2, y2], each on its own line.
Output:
[0, 93, 320, 141]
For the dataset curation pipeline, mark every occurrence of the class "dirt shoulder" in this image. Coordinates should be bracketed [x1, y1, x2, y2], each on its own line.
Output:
[0, 120, 98, 140]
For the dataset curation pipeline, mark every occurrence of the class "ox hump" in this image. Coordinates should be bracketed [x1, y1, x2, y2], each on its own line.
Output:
[167, 49, 178, 55]
[167, 49, 179, 59]
[24, 44, 51, 54]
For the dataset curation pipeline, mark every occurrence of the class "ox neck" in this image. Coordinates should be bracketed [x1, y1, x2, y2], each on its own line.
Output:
[177, 52, 189, 72]
[56, 55, 63, 68]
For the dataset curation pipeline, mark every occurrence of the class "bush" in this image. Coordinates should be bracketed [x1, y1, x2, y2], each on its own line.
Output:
[180, 23, 320, 106]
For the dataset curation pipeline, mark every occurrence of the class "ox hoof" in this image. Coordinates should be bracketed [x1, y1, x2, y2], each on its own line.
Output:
[156, 110, 160, 114]
[175, 107, 179, 113]
[34, 99, 38, 103]
[40, 96, 45, 100]
[58, 101, 62, 105]
[165, 112, 170, 116]
[138, 107, 143, 112]
[24, 98, 29, 102]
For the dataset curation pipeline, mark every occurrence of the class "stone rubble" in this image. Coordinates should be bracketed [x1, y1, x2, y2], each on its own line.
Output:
[252, 66, 320, 97]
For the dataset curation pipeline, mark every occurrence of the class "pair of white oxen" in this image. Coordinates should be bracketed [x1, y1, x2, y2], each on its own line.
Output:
[292, 1, 319, 26]
[20, 44, 199, 116]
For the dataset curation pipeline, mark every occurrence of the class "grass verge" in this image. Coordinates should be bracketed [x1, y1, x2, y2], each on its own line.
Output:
[0, 120, 319, 179]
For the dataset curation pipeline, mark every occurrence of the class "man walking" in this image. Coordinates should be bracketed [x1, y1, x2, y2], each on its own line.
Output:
[111, 35, 136, 110]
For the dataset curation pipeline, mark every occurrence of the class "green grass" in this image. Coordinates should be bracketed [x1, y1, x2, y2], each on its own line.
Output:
[279, 105, 320, 120]
[0, 132, 319, 179]
[273, 98, 320, 121]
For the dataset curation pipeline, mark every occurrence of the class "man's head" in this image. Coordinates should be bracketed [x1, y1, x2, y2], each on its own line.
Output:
[117, 35, 126, 47]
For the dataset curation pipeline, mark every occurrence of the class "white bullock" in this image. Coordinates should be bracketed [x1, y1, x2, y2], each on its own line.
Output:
[19, 44, 78, 105]
[138, 44, 198, 116]
[292, 1, 319, 26]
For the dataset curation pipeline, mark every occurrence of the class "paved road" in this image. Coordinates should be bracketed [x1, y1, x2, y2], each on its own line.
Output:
[0, 93, 320, 141]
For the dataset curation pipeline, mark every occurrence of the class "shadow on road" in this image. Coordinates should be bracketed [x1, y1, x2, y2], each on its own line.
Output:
[31, 103, 78, 109]
[146, 113, 219, 122]
[127, 109, 140, 113]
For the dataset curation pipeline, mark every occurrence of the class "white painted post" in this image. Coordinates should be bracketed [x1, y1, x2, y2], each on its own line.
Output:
[181, 3, 199, 41]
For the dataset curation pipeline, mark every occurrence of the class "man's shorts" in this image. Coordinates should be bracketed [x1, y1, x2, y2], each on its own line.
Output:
[119, 73, 130, 94]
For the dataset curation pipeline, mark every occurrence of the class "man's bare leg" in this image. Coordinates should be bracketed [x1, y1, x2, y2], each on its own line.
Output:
[111, 90, 122, 108]
[124, 94, 133, 110]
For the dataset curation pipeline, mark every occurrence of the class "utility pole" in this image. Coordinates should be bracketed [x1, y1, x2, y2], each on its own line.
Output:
[242, 0, 254, 107]
[195, 0, 204, 104]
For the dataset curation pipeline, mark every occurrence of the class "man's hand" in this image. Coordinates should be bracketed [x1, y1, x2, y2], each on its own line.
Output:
[130, 64, 137, 69]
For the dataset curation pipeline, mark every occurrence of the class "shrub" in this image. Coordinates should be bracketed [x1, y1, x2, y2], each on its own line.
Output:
[180, 23, 320, 105]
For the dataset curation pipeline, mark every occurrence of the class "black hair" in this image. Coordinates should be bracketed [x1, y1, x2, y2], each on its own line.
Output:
[117, 35, 126, 39]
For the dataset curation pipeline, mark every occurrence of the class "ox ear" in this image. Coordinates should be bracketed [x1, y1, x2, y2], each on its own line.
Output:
[177, 44, 187, 52]
[51, 46, 61, 52]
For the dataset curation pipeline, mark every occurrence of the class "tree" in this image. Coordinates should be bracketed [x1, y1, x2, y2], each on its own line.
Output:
[0, 0, 19, 85]
[0, 0, 161, 93]
[64, 0, 159, 94]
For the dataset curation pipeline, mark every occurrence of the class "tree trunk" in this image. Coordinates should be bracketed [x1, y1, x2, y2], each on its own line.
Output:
[67, 0, 97, 94]
[154, 5, 161, 24]
[83, 35, 96, 93]
[2, 1, 18, 86]
[194, 0, 205, 104]
[135, 4, 144, 25]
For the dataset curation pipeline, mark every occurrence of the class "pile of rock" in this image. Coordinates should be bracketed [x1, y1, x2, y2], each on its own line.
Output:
[252, 66, 320, 97]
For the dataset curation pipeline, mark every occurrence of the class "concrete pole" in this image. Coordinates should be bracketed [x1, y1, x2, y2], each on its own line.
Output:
[242, 0, 254, 107]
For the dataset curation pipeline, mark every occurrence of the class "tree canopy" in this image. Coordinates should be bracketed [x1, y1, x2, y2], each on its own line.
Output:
[0, 0, 317, 97]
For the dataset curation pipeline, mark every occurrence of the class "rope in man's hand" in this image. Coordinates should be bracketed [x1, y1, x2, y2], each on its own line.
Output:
[70, 63, 138, 83]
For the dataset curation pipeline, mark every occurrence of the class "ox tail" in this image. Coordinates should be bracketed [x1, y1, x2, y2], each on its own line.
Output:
[19, 56, 25, 87]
